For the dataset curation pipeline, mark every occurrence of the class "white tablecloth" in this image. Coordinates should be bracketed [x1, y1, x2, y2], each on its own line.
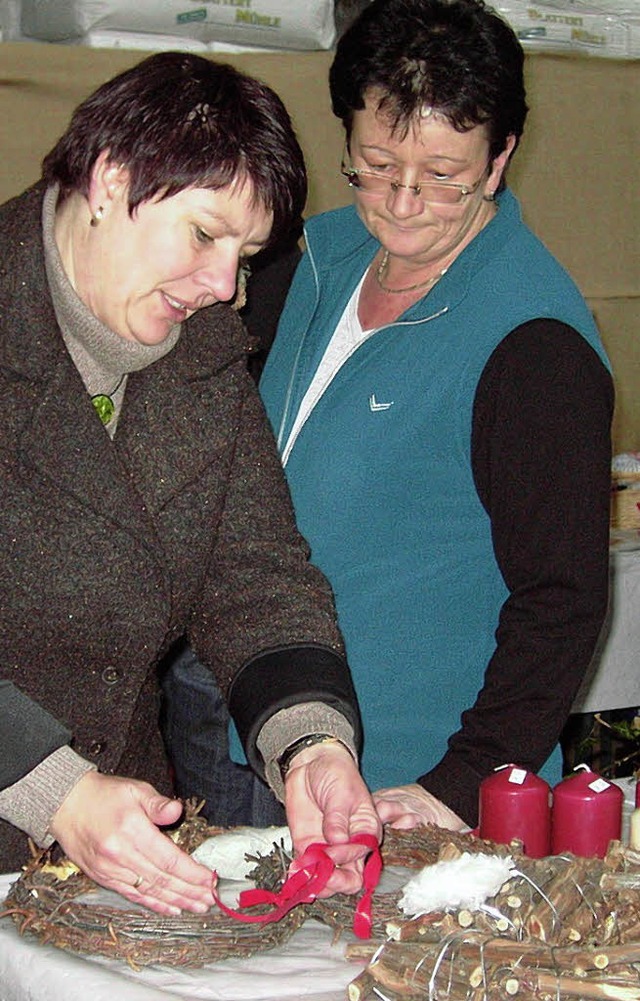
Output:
[0, 873, 361, 1001]
[572, 545, 640, 713]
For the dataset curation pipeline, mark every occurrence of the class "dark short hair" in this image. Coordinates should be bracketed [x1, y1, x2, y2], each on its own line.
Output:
[42, 52, 307, 247]
[330, 0, 527, 163]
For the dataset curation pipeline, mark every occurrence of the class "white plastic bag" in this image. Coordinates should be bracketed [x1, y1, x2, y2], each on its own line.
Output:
[20, 0, 336, 50]
[496, 0, 640, 59]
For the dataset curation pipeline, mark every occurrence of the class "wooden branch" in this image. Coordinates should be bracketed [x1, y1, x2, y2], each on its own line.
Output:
[523, 970, 640, 1001]
[347, 969, 377, 1000]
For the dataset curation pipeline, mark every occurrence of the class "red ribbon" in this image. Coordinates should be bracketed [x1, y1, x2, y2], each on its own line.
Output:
[212, 833, 382, 939]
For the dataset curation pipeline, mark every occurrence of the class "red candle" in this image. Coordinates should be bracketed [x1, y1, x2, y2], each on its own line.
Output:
[551, 765, 623, 858]
[631, 780, 640, 849]
[478, 764, 551, 857]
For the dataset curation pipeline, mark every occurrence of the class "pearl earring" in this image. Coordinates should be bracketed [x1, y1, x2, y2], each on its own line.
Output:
[90, 206, 104, 228]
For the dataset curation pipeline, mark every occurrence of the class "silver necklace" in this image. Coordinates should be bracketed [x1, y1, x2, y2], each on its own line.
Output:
[375, 249, 448, 295]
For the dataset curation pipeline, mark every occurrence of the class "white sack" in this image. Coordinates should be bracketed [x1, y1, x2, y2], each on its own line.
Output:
[496, 0, 640, 59]
[21, 0, 336, 50]
[191, 825, 292, 880]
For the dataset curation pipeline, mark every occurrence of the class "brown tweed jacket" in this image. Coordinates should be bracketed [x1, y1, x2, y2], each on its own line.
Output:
[0, 185, 359, 871]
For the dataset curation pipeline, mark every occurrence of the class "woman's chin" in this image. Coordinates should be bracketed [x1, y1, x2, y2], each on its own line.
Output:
[120, 316, 181, 346]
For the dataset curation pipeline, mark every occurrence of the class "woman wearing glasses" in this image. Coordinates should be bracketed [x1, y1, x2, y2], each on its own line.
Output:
[260, 0, 614, 831]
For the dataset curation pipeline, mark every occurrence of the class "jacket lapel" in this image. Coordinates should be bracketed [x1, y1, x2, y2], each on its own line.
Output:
[2, 187, 164, 555]
[18, 353, 162, 555]
[115, 308, 246, 512]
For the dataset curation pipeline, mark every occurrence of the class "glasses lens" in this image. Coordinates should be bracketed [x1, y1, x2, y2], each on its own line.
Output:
[351, 172, 389, 194]
[421, 183, 466, 205]
[347, 170, 466, 205]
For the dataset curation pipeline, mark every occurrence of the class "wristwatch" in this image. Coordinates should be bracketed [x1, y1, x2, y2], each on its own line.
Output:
[277, 732, 341, 781]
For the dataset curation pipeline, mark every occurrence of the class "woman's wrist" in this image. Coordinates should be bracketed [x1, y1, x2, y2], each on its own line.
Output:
[278, 733, 345, 780]
[0, 746, 96, 847]
[257, 702, 357, 801]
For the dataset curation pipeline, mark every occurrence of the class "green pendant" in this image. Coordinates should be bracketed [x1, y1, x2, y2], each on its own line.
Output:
[92, 394, 115, 426]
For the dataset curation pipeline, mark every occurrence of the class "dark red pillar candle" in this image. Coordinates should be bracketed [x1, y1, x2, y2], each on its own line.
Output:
[551, 765, 623, 858]
[478, 764, 551, 858]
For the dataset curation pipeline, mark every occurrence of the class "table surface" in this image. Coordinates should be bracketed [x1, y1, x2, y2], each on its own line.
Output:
[0, 872, 362, 1001]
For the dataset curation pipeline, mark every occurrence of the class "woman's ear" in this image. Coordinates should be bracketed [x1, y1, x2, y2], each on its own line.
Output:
[485, 134, 517, 199]
[88, 150, 130, 219]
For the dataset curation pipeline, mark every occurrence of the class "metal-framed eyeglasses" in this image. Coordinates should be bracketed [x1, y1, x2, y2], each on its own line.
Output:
[340, 150, 488, 206]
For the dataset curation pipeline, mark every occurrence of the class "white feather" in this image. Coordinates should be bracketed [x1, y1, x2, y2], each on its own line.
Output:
[398, 852, 515, 916]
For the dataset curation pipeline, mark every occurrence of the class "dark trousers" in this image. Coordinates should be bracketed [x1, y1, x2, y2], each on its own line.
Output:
[160, 642, 285, 828]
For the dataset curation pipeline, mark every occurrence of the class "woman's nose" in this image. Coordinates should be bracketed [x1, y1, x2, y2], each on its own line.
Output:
[385, 183, 424, 219]
[196, 255, 240, 303]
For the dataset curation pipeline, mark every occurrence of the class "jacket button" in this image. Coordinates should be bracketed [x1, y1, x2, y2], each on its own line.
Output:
[101, 667, 122, 686]
[89, 741, 105, 756]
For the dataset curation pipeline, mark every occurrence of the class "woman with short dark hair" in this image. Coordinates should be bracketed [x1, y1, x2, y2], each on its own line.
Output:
[0, 51, 381, 913]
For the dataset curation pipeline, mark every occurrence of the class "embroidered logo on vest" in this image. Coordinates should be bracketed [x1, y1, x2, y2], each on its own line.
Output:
[369, 394, 394, 412]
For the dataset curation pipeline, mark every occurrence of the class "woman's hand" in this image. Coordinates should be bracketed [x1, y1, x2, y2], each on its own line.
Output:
[48, 771, 217, 916]
[373, 783, 466, 831]
[284, 740, 382, 897]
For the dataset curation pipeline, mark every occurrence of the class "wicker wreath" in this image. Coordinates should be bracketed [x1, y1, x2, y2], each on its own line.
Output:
[0, 804, 509, 969]
[6, 810, 640, 1001]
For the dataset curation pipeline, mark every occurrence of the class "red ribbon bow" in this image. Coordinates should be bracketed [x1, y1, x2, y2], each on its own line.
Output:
[212, 833, 382, 939]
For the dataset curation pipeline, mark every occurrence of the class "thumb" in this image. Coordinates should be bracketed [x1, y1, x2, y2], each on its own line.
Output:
[145, 794, 184, 827]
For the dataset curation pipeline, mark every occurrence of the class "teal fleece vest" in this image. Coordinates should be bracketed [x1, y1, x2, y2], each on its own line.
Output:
[260, 191, 608, 792]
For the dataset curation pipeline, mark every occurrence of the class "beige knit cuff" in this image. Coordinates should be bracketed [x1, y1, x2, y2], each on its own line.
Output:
[257, 702, 357, 801]
[0, 745, 97, 848]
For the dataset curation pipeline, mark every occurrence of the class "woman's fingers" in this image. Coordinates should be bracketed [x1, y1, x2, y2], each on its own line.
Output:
[284, 741, 382, 898]
[48, 771, 217, 915]
[373, 783, 465, 831]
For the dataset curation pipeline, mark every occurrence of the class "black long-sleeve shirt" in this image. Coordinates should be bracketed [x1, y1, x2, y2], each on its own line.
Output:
[420, 319, 614, 825]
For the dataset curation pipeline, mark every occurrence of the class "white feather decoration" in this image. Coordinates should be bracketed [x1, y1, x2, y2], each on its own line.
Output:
[398, 852, 515, 916]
